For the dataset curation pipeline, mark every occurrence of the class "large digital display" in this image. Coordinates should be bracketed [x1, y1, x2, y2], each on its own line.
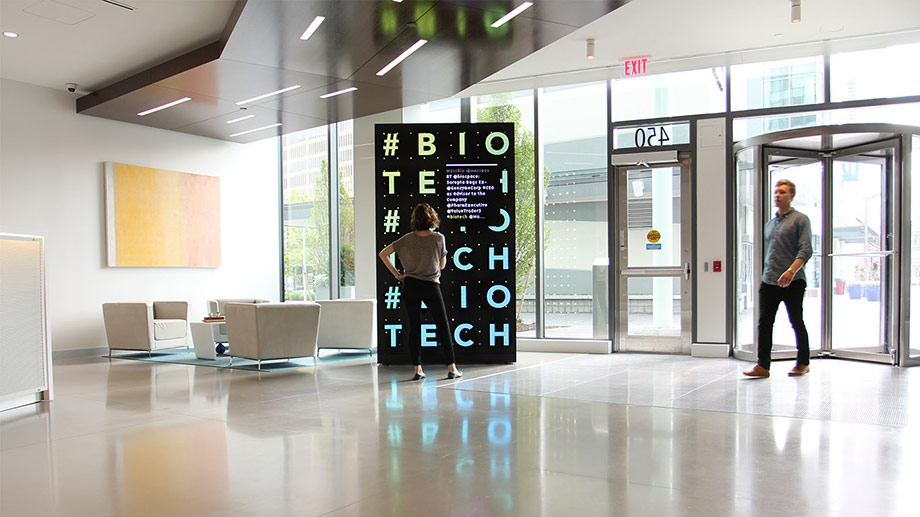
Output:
[375, 123, 516, 364]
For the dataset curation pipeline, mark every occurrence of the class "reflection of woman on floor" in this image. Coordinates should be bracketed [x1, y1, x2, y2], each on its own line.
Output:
[378, 203, 462, 381]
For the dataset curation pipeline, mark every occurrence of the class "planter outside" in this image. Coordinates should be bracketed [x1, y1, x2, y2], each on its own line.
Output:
[835, 280, 846, 295]
[863, 284, 880, 302]
[848, 285, 863, 299]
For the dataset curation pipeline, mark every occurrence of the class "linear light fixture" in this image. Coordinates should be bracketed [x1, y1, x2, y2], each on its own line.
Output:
[235, 85, 301, 106]
[229, 123, 282, 138]
[300, 15, 325, 40]
[101, 0, 135, 11]
[376, 39, 427, 76]
[320, 86, 358, 99]
[226, 114, 255, 124]
[490, 1, 532, 28]
[137, 97, 191, 116]
[2, 31, 18, 38]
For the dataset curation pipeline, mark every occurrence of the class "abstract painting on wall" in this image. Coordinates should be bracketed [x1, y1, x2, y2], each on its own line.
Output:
[104, 162, 220, 267]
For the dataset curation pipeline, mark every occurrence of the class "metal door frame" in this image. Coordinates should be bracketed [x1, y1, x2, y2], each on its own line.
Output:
[733, 124, 920, 367]
[612, 150, 693, 353]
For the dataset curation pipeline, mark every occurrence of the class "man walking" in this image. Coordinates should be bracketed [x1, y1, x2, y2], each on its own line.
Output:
[744, 179, 813, 378]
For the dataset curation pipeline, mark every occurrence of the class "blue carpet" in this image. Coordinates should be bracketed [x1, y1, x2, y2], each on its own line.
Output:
[108, 348, 376, 372]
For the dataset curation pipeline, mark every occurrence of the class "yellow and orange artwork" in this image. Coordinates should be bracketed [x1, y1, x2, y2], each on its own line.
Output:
[105, 162, 220, 267]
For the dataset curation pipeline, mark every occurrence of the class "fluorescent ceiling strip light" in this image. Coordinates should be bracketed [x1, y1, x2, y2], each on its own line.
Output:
[229, 123, 282, 138]
[490, 1, 533, 28]
[235, 85, 301, 106]
[320, 87, 358, 99]
[376, 39, 428, 76]
[2, 31, 19, 38]
[226, 114, 255, 124]
[300, 15, 325, 40]
[137, 96, 191, 116]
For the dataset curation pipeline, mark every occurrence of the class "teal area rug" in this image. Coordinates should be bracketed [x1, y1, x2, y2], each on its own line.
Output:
[108, 348, 376, 372]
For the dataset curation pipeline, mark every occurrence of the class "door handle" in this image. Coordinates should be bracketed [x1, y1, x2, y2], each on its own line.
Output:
[684, 262, 691, 280]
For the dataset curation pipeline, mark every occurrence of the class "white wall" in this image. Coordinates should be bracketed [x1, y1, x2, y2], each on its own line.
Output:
[0, 79, 280, 352]
[695, 117, 727, 343]
[352, 109, 402, 299]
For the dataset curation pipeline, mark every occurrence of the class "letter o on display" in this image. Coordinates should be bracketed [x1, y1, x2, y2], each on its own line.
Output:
[487, 285, 511, 308]
[485, 132, 510, 156]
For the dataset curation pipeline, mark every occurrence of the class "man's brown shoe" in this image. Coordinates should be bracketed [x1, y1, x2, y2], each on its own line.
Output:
[788, 364, 810, 376]
[743, 365, 770, 378]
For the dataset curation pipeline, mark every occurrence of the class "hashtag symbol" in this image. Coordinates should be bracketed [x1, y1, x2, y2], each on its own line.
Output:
[385, 286, 401, 309]
[384, 209, 400, 233]
[383, 133, 399, 156]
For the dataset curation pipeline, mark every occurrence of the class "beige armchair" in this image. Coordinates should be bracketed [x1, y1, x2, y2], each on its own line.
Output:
[316, 299, 377, 355]
[224, 302, 321, 369]
[103, 301, 189, 357]
[207, 298, 270, 316]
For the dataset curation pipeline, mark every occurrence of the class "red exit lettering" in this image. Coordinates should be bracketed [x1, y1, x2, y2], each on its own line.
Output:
[624, 57, 648, 76]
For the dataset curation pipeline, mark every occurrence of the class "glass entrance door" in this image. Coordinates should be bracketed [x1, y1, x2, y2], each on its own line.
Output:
[764, 149, 825, 360]
[828, 140, 897, 362]
[615, 153, 692, 352]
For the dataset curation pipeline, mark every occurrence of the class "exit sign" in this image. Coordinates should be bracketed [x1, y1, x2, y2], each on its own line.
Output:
[624, 56, 648, 76]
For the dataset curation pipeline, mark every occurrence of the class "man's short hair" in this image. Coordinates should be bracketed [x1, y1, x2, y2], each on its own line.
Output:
[775, 179, 796, 196]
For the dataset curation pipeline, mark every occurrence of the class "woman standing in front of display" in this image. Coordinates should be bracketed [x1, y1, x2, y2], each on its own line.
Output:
[378, 203, 462, 381]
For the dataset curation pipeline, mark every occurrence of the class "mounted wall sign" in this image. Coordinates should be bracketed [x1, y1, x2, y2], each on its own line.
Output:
[375, 123, 516, 365]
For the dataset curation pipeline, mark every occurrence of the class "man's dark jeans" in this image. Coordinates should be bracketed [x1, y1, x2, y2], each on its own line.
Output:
[757, 279, 810, 370]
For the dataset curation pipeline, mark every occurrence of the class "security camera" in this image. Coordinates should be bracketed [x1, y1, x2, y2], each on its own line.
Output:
[65, 83, 77, 93]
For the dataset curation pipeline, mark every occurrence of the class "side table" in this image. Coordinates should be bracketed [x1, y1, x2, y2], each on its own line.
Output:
[190, 321, 228, 360]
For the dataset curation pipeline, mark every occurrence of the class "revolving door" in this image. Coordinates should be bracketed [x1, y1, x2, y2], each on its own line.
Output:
[734, 124, 920, 367]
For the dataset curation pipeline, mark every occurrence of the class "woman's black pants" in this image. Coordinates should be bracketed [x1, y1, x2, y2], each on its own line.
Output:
[403, 277, 457, 366]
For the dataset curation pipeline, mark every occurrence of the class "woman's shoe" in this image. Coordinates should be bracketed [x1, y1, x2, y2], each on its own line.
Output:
[447, 370, 462, 379]
[411, 372, 426, 381]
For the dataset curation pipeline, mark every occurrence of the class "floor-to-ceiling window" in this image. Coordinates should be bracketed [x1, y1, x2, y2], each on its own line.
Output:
[471, 91, 538, 336]
[539, 82, 609, 339]
[282, 126, 330, 301]
[337, 120, 356, 299]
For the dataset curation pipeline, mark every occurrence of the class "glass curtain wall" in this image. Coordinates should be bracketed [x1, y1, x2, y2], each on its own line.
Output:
[337, 120, 356, 298]
[539, 83, 609, 339]
[831, 42, 920, 102]
[282, 126, 330, 301]
[611, 67, 726, 121]
[471, 91, 537, 337]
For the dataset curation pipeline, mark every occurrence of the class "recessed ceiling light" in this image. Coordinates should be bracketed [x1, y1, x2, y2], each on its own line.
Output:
[376, 39, 428, 76]
[229, 123, 282, 138]
[490, 1, 533, 28]
[226, 114, 255, 124]
[235, 85, 301, 106]
[300, 15, 325, 40]
[2, 31, 18, 38]
[320, 87, 358, 99]
[137, 97, 192, 116]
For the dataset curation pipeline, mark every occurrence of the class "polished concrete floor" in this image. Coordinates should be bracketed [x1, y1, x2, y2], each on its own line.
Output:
[2, 351, 919, 516]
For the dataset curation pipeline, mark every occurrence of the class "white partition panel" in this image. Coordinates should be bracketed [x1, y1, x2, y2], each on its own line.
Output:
[1, 233, 52, 410]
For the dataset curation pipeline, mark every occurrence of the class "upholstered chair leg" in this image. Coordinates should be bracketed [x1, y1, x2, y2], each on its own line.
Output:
[228, 356, 233, 367]
[257, 360, 262, 371]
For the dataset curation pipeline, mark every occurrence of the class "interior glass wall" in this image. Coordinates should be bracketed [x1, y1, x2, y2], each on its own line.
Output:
[282, 126, 330, 300]
[471, 91, 537, 336]
[539, 82, 608, 339]
[611, 67, 726, 121]
[831, 42, 920, 102]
